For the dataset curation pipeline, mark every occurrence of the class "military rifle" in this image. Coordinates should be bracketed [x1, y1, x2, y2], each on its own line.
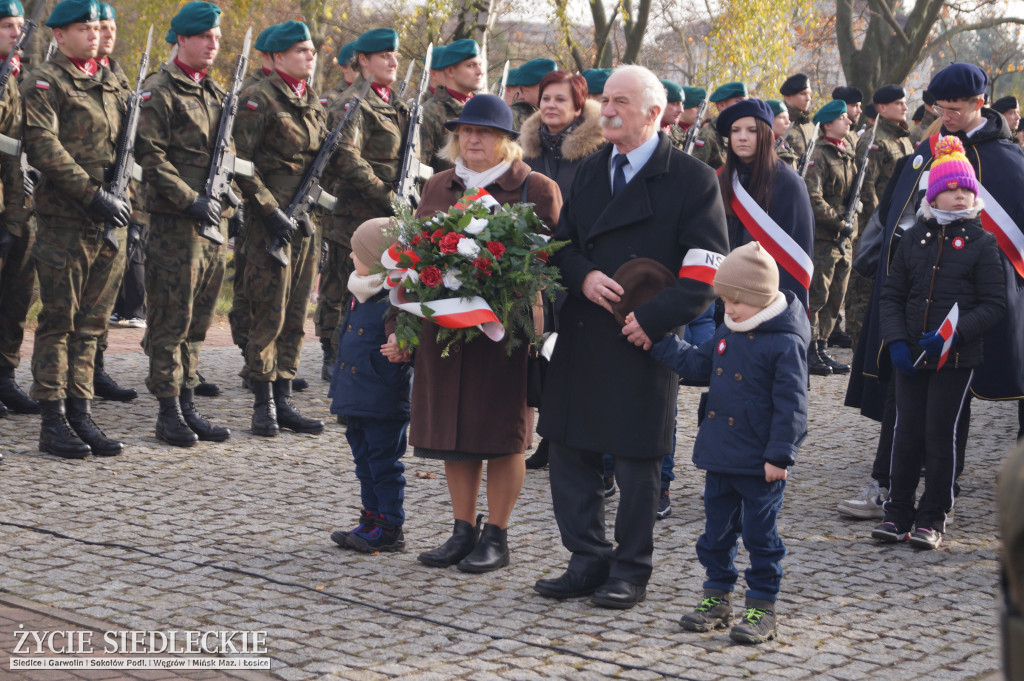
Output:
[837, 116, 879, 256]
[267, 78, 372, 267]
[394, 43, 434, 209]
[43, 37, 56, 62]
[307, 52, 318, 90]
[196, 27, 255, 245]
[796, 122, 820, 178]
[494, 60, 509, 100]
[682, 90, 709, 156]
[101, 26, 152, 251]
[395, 60, 414, 100]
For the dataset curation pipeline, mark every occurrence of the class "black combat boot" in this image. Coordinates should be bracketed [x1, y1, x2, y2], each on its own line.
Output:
[525, 438, 550, 469]
[808, 342, 832, 376]
[0, 399, 7, 418]
[417, 515, 483, 567]
[0, 365, 40, 413]
[179, 388, 230, 442]
[273, 379, 324, 434]
[251, 381, 279, 437]
[155, 396, 198, 447]
[293, 376, 308, 392]
[457, 522, 510, 573]
[818, 340, 850, 374]
[38, 399, 91, 459]
[194, 371, 221, 397]
[66, 397, 123, 456]
[93, 349, 137, 401]
[320, 338, 335, 381]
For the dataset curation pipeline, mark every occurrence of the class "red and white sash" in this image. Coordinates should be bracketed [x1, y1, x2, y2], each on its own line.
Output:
[729, 172, 813, 290]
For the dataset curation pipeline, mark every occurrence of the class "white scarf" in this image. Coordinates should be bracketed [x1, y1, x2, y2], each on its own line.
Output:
[454, 159, 512, 192]
[347, 271, 385, 304]
[723, 292, 787, 333]
[919, 196, 984, 225]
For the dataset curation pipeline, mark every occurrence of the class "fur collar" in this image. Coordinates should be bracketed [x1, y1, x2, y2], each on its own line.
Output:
[519, 99, 605, 162]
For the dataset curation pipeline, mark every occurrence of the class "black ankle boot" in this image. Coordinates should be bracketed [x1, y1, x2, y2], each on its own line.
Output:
[39, 399, 91, 458]
[320, 338, 335, 381]
[93, 350, 137, 402]
[194, 372, 221, 397]
[251, 381, 279, 437]
[0, 366, 40, 413]
[156, 396, 198, 447]
[818, 340, 850, 374]
[457, 522, 510, 573]
[292, 377, 308, 392]
[179, 388, 230, 442]
[273, 379, 324, 434]
[66, 397, 123, 456]
[417, 514, 483, 567]
[808, 342, 832, 376]
[525, 438, 550, 469]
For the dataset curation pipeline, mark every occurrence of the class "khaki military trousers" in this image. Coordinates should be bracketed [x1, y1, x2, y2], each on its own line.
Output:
[809, 226, 853, 342]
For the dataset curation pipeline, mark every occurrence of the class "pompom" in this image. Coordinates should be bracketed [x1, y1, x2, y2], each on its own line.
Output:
[933, 135, 965, 161]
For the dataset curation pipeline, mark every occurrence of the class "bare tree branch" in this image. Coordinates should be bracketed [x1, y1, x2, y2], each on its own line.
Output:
[866, 0, 910, 45]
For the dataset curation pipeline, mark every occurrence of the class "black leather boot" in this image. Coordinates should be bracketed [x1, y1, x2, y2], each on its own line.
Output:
[320, 338, 334, 381]
[179, 388, 230, 442]
[292, 376, 308, 392]
[38, 399, 91, 458]
[156, 396, 198, 447]
[818, 340, 850, 374]
[0, 365, 40, 413]
[525, 438, 550, 469]
[194, 372, 221, 397]
[251, 381, 279, 437]
[66, 397, 123, 456]
[457, 522, 510, 573]
[808, 342, 832, 376]
[273, 379, 324, 434]
[417, 514, 483, 567]
[0, 399, 7, 418]
[93, 350, 137, 402]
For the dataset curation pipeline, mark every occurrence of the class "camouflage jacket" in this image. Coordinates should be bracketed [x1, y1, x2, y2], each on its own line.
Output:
[319, 79, 349, 111]
[21, 51, 127, 220]
[239, 67, 267, 94]
[910, 109, 939, 145]
[104, 56, 130, 89]
[419, 86, 463, 173]
[804, 137, 857, 234]
[857, 115, 913, 223]
[235, 71, 327, 215]
[511, 100, 537, 132]
[784, 104, 816, 164]
[323, 74, 408, 244]
[692, 118, 726, 169]
[136, 61, 231, 216]
[666, 123, 687, 151]
[0, 62, 28, 233]
[775, 135, 798, 170]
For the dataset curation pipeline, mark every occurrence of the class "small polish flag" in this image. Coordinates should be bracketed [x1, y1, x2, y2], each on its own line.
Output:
[35, 80, 49, 89]
[246, 100, 258, 110]
[935, 303, 959, 371]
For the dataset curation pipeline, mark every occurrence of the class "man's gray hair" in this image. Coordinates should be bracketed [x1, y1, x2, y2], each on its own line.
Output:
[612, 64, 667, 116]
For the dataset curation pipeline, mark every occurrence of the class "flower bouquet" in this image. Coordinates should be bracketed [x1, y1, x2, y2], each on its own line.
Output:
[381, 188, 566, 356]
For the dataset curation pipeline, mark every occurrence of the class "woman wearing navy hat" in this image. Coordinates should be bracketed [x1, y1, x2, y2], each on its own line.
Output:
[407, 94, 562, 574]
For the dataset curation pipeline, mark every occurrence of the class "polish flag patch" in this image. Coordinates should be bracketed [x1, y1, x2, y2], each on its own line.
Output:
[678, 249, 725, 285]
[694, 139, 705, 147]
[246, 100, 259, 110]
[141, 91, 151, 100]
[35, 80, 49, 89]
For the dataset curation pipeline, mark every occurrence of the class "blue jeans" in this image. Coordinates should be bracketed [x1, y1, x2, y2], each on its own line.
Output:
[698, 470, 787, 602]
[346, 417, 408, 526]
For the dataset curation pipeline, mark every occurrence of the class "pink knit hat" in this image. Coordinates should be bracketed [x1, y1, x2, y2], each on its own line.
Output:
[927, 136, 978, 204]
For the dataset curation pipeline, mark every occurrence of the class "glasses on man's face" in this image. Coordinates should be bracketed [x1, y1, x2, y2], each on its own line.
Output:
[933, 102, 978, 120]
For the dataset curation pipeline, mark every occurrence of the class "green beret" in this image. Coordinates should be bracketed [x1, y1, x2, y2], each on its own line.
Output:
[165, 1, 221, 44]
[353, 27, 398, 54]
[98, 2, 114, 20]
[435, 39, 478, 69]
[46, 0, 99, 28]
[426, 45, 444, 68]
[766, 99, 785, 117]
[682, 86, 705, 109]
[514, 58, 556, 86]
[254, 24, 278, 53]
[661, 79, 683, 104]
[0, 0, 23, 19]
[337, 41, 356, 67]
[813, 99, 847, 125]
[582, 69, 611, 95]
[262, 20, 310, 53]
[710, 81, 747, 103]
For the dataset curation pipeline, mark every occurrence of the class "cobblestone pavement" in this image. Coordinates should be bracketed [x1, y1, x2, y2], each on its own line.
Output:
[0, 333, 1016, 681]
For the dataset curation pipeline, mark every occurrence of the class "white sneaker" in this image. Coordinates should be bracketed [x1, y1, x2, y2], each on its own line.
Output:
[125, 318, 147, 329]
[837, 480, 888, 519]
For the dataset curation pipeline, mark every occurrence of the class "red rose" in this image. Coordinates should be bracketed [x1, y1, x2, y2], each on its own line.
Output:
[411, 234, 422, 245]
[472, 256, 493, 276]
[420, 266, 442, 288]
[439, 232, 461, 254]
[486, 241, 505, 259]
[431, 228, 445, 244]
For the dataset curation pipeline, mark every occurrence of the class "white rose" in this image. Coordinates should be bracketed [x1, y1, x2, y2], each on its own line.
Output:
[457, 237, 481, 259]
[443, 269, 463, 291]
[464, 217, 488, 235]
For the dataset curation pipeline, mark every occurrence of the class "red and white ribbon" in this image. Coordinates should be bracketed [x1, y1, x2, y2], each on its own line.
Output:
[678, 249, 724, 285]
[389, 286, 505, 341]
[977, 185, 1024, 279]
[381, 242, 420, 289]
[454, 187, 500, 211]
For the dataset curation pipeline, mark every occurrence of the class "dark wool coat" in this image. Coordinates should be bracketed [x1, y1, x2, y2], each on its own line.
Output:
[520, 99, 607, 200]
[536, 132, 730, 459]
[408, 160, 562, 455]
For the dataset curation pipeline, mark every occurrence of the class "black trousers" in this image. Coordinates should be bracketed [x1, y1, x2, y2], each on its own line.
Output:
[548, 441, 660, 585]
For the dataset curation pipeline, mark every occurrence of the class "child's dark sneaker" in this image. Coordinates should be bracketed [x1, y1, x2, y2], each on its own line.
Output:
[330, 509, 375, 549]
[729, 599, 778, 644]
[347, 518, 405, 553]
[871, 521, 910, 543]
[679, 590, 732, 631]
[909, 527, 942, 550]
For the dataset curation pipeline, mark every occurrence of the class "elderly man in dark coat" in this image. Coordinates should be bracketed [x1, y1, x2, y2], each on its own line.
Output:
[535, 64, 730, 609]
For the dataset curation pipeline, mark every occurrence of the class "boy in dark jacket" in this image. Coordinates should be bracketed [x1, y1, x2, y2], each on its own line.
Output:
[328, 218, 413, 553]
[648, 242, 809, 644]
[873, 136, 1005, 550]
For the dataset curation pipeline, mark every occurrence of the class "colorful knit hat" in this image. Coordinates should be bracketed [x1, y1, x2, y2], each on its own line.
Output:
[927, 136, 978, 204]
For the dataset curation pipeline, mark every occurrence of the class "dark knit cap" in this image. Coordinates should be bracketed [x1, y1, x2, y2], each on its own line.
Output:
[780, 73, 810, 96]
[912, 104, 925, 122]
[713, 242, 779, 308]
[831, 86, 863, 104]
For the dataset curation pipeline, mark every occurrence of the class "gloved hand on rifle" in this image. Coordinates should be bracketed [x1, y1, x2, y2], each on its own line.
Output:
[185, 195, 223, 225]
[228, 204, 245, 239]
[265, 207, 296, 245]
[23, 167, 40, 197]
[89, 188, 131, 227]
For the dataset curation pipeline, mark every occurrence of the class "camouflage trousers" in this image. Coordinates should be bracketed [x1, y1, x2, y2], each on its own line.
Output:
[313, 236, 353, 346]
[241, 216, 317, 382]
[143, 213, 225, 398]
[228, 229, 250, 349]
[0, 222, 36, 370]
[30, 217, 126, 401]
[844, 270, 874, 354]
[809, 226, 852, 342]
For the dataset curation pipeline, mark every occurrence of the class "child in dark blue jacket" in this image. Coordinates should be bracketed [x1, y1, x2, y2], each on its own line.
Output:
[328, 218, 413, 554]
[649, 241, 809, 644]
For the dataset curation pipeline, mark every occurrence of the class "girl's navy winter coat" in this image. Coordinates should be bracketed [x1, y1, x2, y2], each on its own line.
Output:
[650, 290, 810, 475]
[329, 293, 412, 420]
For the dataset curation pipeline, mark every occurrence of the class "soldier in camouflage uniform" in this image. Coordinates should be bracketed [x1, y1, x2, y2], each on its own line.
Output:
[234, 20, 325, 437]
[0, 0, 38, 418]
[508, 58, 554, 131]
[135, 0, 233, 447]
[660, 79, 685, 150]
[832, 86, 863, 153]
[419, 39, 482, 173]
[803, 100, 856, 377]
[767, 98, 798, 169]
[781, 73, 815, 167]
[319, 40, 355, 111]
[23, 0, 131, 458]
[693, 81, 745, 169]
[672, 85, 705, 153]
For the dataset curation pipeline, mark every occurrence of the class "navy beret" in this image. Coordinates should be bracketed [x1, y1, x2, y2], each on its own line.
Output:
[336, 41, 356, 66]
[46, 0, 99, 28]
[435, 39, 478, 69]
[922, 89, 935, 106]
[993, 96, 1019, 113]
[682, 85, 705, 108]
[255, 24, 278, 53]
[661, 79, 683, 103]
[766, 99, 785, 117]
[863, 103, 877, 120]
[780, 73, 810, 96]
[98, 2, 113, 20]
[872, 84, 906, 104]
[716, 98, 774, 138]
[928, 63, 988, 101]
[262, 20, 310, 53]
[582, 68, 610, 95]
[165, 2, 221, 43]
[911, 104, 925, 122]
[513, 58, 556, 86]
[710, 81, 747, 103]
[831, 86, 863, 104]
[813, 99, 847, 125]
[353, 28, 398, 54]
[0, 0, 23, 19]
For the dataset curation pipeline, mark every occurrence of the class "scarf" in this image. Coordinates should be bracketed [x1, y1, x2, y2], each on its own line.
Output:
[275, 69, 306, 98]
[174, 57, 206, 83]
[69, 57, 98, 77]
[538, 116, 582, 160]
[454, 159, 511, 191]
[823, 136, 846, 152]
[370, 82, 390, 103]
[347, 271, 385, 304]
[723, 292, 787, 332]
[930, 203, 982, 225]
[446, 87, 471, 104]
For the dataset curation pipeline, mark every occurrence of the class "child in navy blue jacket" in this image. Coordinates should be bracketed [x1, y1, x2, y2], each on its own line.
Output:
[649, 241, 809, 644]
[328, 218, 413, 554]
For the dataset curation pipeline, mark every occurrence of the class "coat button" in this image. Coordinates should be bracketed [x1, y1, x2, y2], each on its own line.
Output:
[357, 328, 364, 336]
[734, 373, 742, 381]
[707, 410, 716, 419]
[747, 332, 755, 340]
[715, 367, 723, 376]
[351, 366, 357, 374]
[728, 417, 735, 426]
[926, 232, 931, 237]
[339, 362, 345, 370]
[347, 324, 353, 332]
[587, 243, 595, 250]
